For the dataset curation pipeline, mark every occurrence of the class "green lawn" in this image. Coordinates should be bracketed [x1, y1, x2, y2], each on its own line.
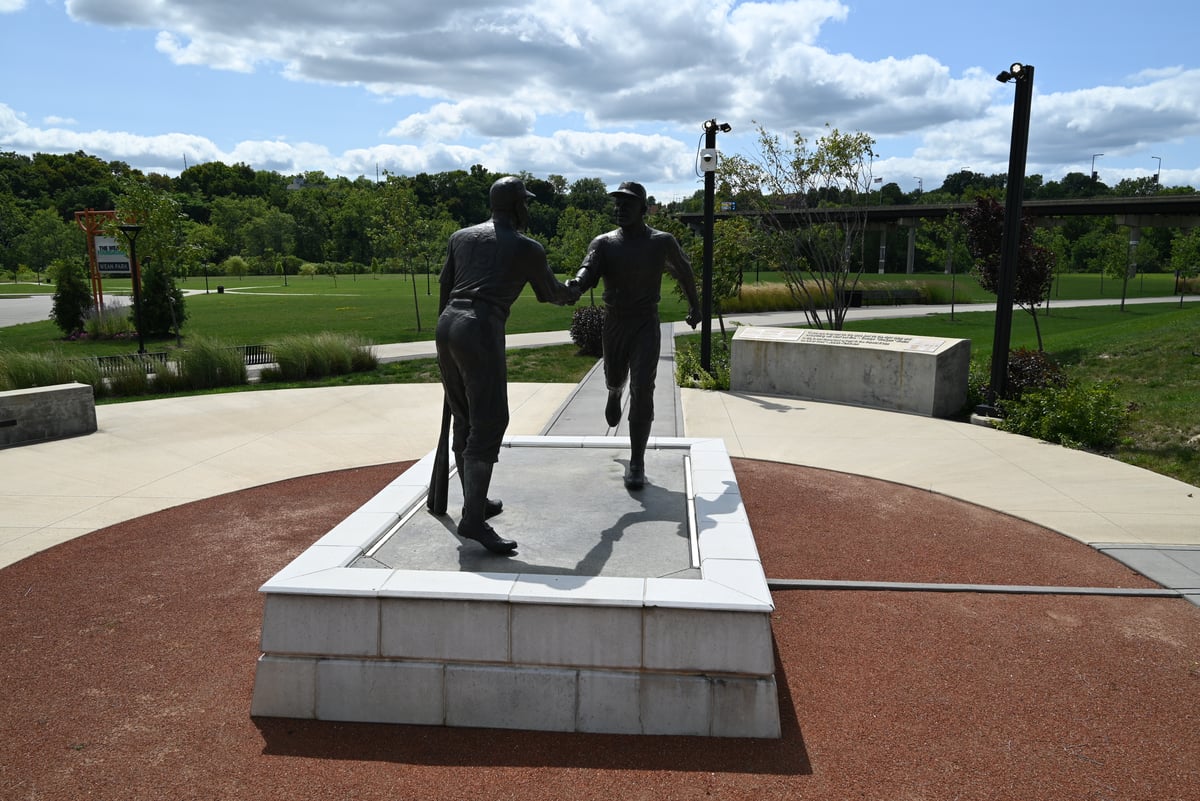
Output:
[834, 303, 1200, 487]
[2, 273, 697, 356]
[6, 270, 1198, 487]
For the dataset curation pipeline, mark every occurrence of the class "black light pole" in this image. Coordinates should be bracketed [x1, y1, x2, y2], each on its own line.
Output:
[118, 223, 146, 354]
[700, 118, 730, 373]
[980, 62, 1034, 416]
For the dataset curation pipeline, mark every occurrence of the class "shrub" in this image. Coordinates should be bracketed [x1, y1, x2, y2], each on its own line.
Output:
[675, 339, 731, 390]
[49, 259, 94, 336]
[1005, 347, 1066, 399]
[570, 305, 605, 357]
[85, 302, 136, 339]
[971, 348, 1067, 412]
[997, 380, 1129, 450]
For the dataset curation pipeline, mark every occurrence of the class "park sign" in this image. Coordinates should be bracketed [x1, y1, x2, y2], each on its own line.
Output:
[94, 235, 132, 277]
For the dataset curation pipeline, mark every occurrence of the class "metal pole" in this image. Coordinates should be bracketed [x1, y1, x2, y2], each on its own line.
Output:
[981, 63, 1034, 415]
[700, 123, 716, 373]
[119, 224, 146, 355]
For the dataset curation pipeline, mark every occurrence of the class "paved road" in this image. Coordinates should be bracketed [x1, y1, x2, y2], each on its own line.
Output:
[0, 292, 53, 328]
[0, 289, 135, 329]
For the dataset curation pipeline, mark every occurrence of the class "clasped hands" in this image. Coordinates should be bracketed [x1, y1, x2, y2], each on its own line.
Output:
[564, 279, 584, 305]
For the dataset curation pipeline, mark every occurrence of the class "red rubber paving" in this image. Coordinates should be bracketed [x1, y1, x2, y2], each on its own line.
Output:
[3, 459, 1198, 801]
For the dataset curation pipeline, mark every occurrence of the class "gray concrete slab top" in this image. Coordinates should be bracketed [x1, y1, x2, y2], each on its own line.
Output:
[354, 446, 698, 579]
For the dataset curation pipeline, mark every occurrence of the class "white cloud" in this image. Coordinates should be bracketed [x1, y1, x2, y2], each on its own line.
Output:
[7, 1, 1194, 195]
[0, 0, 27, 13]
[388, 100, 536, 141]
[43, 116, 78, 127]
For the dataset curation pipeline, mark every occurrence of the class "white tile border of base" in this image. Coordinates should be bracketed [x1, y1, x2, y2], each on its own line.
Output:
[259, 436, 773, 614]
[251, 654, 782, 738]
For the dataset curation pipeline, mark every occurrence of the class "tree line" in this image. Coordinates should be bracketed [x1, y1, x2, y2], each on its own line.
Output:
[3, 147, 1198, 290]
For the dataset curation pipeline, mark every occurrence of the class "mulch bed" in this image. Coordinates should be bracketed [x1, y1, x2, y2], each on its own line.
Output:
[3, 459, 1198, 801]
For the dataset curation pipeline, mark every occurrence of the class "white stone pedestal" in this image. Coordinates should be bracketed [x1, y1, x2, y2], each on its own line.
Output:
[250, 437, 781, 738]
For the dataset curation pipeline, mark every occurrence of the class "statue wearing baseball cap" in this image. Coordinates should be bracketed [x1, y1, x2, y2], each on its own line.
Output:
[568, 181, 702, 490]
[434, 176, 579, 553]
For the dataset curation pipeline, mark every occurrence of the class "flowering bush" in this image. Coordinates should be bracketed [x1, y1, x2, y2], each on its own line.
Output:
[569, 305, 605, 357]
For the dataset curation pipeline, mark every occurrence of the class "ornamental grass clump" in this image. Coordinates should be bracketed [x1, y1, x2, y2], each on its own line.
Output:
[0, 349, 74, 390]
[172, 338, 248, 390]
[261, 333, 376, 382]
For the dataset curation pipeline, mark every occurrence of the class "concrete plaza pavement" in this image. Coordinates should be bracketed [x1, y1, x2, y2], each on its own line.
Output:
[1, 299, 1198, 598]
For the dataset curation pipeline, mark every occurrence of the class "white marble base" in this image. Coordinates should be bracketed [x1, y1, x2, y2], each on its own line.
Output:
[251, 436, 781, 738]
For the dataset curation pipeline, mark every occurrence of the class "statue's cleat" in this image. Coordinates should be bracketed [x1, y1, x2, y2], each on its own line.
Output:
[605, 389, 622, 428]
[459, 521, 517, 554]
[623, 463, 645, 491]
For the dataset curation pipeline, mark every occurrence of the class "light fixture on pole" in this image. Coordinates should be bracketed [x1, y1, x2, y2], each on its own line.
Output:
[1152, 156, 1162, 187]
[117, 222, 146, 355]
[978, 61, 1035, 416]
[1090, 153, 1103, 184]
[700, 118, 731, 374]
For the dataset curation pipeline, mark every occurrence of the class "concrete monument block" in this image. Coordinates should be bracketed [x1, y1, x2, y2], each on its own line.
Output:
[0, 382, 96, 448]
[730, 326, 971, 418]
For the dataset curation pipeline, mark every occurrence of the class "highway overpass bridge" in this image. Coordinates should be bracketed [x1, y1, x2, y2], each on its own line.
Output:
[676, 195, 1200, 274]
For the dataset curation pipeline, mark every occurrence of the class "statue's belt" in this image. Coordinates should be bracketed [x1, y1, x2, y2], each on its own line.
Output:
[447, 295, 505, 317]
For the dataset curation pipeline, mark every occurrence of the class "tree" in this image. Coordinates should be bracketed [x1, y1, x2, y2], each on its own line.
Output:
[548, 207, 609, 275]
[566, 177, 611, 215]
[413, 211, 457, 293]
[17, 207, 82, 279]
[1091, 229, 1159, 309]
[719, 123, 877, 329]
[329, 189, 378, 266]
[138, 260, 187, 337]
[963, 196, 1056, 350]
[0, 193, 27, 273]
[111, 179, 191, 338]
[49, 258, 93, 336]
[370, 176, 427, 330]
[111, 178, 189, 272]
[915, 213, 972, 317]
[242, 207, 297, 263]
[1169, 227, 1200, 302]
[709, 216, 761, 333]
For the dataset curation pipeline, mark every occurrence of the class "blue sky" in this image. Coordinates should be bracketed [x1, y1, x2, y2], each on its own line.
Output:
[2, 0, 1198, 202]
